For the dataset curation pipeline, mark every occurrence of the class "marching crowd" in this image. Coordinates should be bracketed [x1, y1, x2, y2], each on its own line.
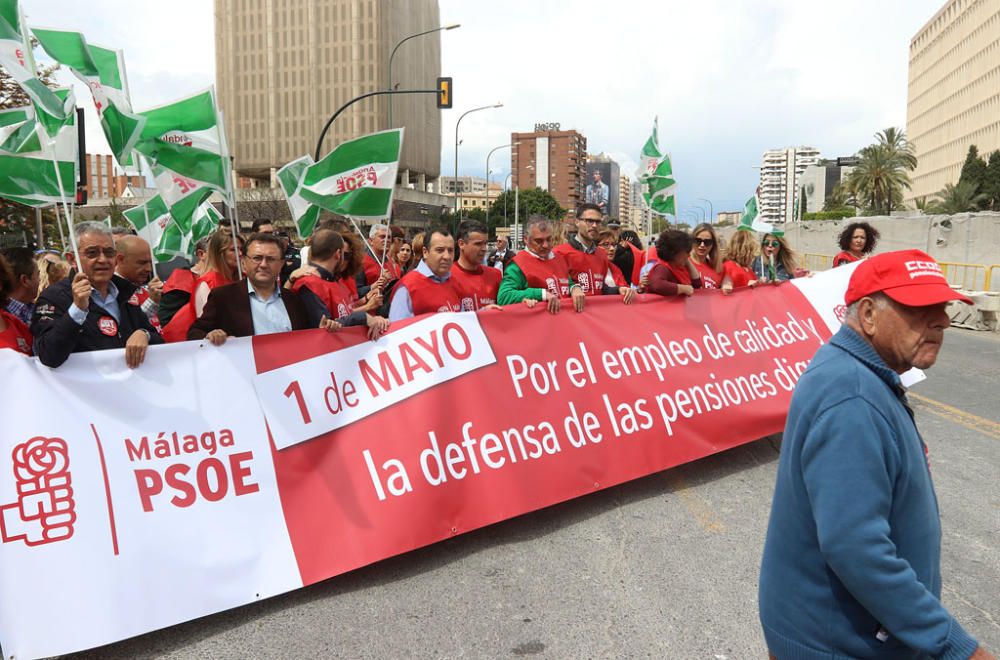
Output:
[0, 207, 883, 368]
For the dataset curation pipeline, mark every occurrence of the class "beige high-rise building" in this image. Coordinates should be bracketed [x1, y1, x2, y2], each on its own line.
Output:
[215, 0, 442, 189]
[906, 0, 1000, 203]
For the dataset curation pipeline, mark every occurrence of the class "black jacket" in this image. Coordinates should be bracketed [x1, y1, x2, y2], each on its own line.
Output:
[31, 273, 164, 368]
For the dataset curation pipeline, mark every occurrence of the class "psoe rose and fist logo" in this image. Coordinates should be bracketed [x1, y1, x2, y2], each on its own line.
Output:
[0, 437, 76, 547]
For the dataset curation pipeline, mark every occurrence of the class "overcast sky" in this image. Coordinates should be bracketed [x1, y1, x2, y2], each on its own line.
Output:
[23, 0, 944, 216]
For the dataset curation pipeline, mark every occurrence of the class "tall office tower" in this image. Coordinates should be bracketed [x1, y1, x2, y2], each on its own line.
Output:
[510, 123, 587, 217]
[215, 0, 442, 190]
[907, 0, 1000, 203]
[758, 147, 820, 224]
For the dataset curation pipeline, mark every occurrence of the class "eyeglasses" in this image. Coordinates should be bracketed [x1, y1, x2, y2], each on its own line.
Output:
[694, 238, 715, 246]
[598, 242, 615, 249]
[762, 240, 781, 248]
[580, 218, 602, 225]
[81, 247, 116, 259]
[247, 255, 281, 264]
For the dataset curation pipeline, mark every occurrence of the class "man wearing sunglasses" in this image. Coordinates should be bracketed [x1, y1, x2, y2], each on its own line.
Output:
[189, 233, 338, 345]
[31, 222, 163, 369]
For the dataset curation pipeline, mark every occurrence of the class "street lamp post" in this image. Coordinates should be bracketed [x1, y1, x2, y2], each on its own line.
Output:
[485, 143, 511, 226]
[696, 198, 714, 225]
[387, 23, 460, 129]
[503, 173, 513, 233]
[453, 103, 503, 222]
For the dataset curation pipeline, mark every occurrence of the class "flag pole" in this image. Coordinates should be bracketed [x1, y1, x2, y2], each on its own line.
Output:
[347, 216, 379, 261]
[133, 152, 160, 281]
[54, 205, 67, 251]
[46, 139, 79, 265]
[214, 104, 242, 278]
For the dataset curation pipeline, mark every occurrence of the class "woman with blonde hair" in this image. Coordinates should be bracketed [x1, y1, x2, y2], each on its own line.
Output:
[36, 252, 70, 292]
[161, 229, 242, 342]
[721, 229, 759, 293]
[752, 233, 805, 283]
[689, 223, 723, 289]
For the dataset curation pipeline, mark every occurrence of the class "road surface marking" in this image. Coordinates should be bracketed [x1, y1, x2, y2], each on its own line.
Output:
[909, 392, 1000, 441]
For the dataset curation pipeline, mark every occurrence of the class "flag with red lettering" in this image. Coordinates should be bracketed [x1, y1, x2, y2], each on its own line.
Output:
[277, 128, 403, 238]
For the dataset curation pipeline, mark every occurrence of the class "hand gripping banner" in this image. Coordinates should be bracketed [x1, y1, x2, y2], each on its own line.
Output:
[0, 265, 859, 658]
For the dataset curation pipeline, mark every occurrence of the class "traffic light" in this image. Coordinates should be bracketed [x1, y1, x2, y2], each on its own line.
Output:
[437, 77, 453, 109]
[75, 187, 87, 205]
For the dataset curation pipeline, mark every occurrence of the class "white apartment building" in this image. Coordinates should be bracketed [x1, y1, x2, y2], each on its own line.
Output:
[758, 147, 821, 224]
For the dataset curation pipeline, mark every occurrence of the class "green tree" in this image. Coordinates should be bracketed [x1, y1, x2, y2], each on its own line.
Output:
[983, 150, 1000, 210]
[843, 128, 918, 216]
[958, 145, 988, 201]
[927, 181, 987, 215]
[488, 187, 566, 231]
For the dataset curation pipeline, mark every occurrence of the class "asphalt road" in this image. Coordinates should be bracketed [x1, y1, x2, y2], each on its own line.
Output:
[63, 328, 1000, 659]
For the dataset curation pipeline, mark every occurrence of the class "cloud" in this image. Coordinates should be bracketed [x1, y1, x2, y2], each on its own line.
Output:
[21, 0, 944, 212]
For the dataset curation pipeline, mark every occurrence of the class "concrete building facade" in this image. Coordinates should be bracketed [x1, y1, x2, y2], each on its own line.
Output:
[758, 146, 820, 224]
[618, 175, 632, 226]
[800, 160, 856, 213]
[439, 176, 489, 195]
[906, 0, 1000, 203]
[214, 0, 443, 189]
[511, 123, 587, 217]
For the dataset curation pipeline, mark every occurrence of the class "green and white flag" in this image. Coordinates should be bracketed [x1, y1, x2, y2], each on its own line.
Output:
[0, 96, 77, 207]
[31, 27, 145, 165]
[276, 155, 321, 239]
[277, 128, 403, 238]
[124, 194, 221, 262]
[737, 195, 773, 233]
[0, 104, 39, 153]
[0, 0, 74, 137]
[635, 118, 676, 216]
[134, 88, 231, 204]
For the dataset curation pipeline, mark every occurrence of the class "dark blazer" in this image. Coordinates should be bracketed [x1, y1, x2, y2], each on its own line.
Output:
[188, 279, 311, 340]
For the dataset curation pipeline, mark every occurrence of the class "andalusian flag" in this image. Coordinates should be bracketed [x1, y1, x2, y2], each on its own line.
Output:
[124, 195, 221, 262]
[31, 28, 145, 164]
[0, 0, 74, 137]
[636, 118, 676, 216]
[134, 88, 232, 204]
[737, 195, 773, 233]
[278, 128, 403, 238]
[276, 155, 322, 239]
[0, 96, 77, 207]
[0, 104, 40, 153]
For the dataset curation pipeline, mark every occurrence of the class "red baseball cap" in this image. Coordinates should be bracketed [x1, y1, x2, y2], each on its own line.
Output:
[845, 249, 973, 307]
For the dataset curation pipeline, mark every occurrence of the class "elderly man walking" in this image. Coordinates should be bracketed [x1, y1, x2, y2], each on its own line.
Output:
[759, 250, 993, 660]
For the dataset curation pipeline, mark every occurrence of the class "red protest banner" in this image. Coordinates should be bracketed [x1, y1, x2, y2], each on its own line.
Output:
[254, 285, 831, 585]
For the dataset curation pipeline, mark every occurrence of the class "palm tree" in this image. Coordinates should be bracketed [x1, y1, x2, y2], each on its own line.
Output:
[876, 127, 918, 171]
[926, 181, 987, 215]
[844, 143, 912, 215]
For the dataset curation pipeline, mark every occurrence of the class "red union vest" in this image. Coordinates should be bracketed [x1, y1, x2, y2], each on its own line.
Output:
[291, 276, 354, 319]
[397, 270, 462, 316]
[553, 243, 610, 296]
[450, 263, 502, 310]
[693, 261, 722, 289]
[512, 250, 571, 298]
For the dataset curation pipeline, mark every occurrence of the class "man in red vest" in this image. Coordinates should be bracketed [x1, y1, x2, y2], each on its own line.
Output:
[388, 225, 463, 321]
[451, 219, 502, 311]
[497, 214, 586, 314]
[553, 203, 635, 305]
[289, 229, 389, 340]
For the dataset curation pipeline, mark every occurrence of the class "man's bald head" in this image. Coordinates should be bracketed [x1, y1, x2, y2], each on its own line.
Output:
[115, 234, 154, 285]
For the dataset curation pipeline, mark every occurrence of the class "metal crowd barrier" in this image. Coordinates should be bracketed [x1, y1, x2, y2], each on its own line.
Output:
[803, 254, 997, 291]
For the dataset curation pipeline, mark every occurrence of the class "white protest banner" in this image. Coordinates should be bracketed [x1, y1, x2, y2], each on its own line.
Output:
[1, 268, 863, 658]
[254, 312, 496, 449]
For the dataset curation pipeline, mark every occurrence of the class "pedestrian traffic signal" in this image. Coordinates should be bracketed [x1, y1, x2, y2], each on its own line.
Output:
[75, 187, 87, 206]
[437, 77, 453, 109]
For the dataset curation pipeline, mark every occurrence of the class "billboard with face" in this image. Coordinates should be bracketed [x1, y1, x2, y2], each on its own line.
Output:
[585, 160, 619, 219]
